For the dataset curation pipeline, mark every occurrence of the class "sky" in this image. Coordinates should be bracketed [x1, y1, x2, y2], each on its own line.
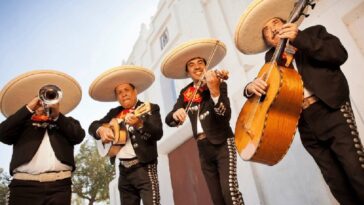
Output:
[0, 0, 159, 174]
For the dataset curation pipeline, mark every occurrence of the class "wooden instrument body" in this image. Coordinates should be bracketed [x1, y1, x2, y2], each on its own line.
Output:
[235, 62, 303, 165]
[96, 102, 151, 157]
[105, 118, 127, 157]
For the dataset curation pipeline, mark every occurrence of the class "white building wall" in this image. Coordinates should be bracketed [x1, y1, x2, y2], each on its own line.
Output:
[109, 0, 364, 204]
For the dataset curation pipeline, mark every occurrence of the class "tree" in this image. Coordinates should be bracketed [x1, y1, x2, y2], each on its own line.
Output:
[72, 140, 115, 205]
[0, 168, 10, 205]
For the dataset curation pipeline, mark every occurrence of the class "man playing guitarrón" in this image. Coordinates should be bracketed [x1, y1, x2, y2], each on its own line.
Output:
[88, 65, 163, 205]
[235, 0, 364, 204]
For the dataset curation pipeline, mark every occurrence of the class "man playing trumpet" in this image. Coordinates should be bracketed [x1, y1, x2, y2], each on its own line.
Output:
[0, 70, 85, 205]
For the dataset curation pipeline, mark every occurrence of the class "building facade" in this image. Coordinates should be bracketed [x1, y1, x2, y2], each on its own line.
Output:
[110, 0, 364, 204]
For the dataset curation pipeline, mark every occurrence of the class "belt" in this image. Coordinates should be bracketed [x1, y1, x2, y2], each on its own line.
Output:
[120, 158, 139, 168]
[13, 171, 71, 182]
[302, 95, 318, 110]
[196, 133, 206, 141]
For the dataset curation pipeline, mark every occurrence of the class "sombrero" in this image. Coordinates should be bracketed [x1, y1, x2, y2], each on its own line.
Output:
[0, 70, 82, 117]
[235, 0, 306, 54]
[161, 38, 226, 79]
[89, 65, 155, 102]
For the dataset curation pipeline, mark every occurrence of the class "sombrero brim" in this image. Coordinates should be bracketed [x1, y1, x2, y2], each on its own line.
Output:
[235, 0, 305, 54]
[161, 38, 226, 79]
[0, 70, 82, 117]
[89, 65, 155, 102]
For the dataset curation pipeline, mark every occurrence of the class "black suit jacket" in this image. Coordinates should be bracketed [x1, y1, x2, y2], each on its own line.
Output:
[88, 101, 163, 163]
[0, 106, 85, 175]
[166, 82, 234, 145]
[265, 25, 349, 109]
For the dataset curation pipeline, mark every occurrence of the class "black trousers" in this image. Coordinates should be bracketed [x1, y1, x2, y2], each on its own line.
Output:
[118, 161, 160, 205]
[197, 137, 244, 205]
[8, 178, 72, 205]
[299, 100, 364, 205]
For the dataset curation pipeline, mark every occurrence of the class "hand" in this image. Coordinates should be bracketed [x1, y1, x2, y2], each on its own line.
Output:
[215, 69, 229, 80]
[97, 126, 114, 143]
[47, 103, 60, 120]
[278, 23, 299, 42]
[27, 97, 42, 111]
[205, 70, 220, 97]
[246, 77, 268, 97]
[172, 108, 187, 124]
[124, 113, 143, 127]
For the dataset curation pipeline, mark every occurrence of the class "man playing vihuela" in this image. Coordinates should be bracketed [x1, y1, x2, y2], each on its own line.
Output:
[88, 65, 163, 205]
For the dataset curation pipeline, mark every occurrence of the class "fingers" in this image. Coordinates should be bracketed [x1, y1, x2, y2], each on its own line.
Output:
[205, 70, 220, 95]
[278, 23, 298, 41]
[27, 97, 42, 111]
[215, 69, 229, 80]
[205, 70, 218, 82]
[124, 113, 141, 126]
[247, 78, 268, 96]
[99, 127, 114, 143]
[173, 108, 187, 123]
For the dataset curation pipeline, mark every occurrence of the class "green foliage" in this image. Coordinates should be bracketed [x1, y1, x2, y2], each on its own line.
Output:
[72, 140, 115, 205]
[0, 168, 10, 205]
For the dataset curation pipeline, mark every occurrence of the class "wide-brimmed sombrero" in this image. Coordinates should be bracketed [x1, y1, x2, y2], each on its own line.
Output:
[161, 38, 226, 79]
[89, 65, 155, 102]
[235, 0, 305, 54]
[0, 70, 82, 117]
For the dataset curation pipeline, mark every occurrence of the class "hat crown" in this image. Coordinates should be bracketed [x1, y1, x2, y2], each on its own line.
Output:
[0, 70, 82, 117]
[161, 38, 227, 79]
[234, 0, 307, 54]
[89, 65, 155, 102]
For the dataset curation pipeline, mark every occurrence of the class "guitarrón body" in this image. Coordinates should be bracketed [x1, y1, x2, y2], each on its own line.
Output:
[235, 63, 303, 165]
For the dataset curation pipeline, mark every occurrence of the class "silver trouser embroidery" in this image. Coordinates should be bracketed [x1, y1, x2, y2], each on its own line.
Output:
[147, 163, 161, 205]
[341, 102, 364, 168]
[227, 137, 245, 205]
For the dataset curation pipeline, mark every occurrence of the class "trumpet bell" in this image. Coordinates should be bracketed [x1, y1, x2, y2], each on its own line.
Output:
[39, 84, 63, 105]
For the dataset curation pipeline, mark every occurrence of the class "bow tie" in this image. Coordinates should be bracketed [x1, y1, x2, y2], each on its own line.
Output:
[31, 114, 50, 122]
[116, 108, 134, 119]
[183, 85, 207, 103]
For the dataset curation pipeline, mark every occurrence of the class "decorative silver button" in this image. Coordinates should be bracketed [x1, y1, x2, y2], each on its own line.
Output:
[128, 126, 134, 132]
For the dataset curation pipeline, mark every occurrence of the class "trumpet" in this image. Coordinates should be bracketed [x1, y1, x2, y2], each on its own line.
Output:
[38, 85, 63, 116]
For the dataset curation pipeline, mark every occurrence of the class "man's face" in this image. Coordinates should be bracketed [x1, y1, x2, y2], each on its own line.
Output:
[262, 17, 285, 47]
[186, 57, 207, 82]
[115, 83, 138, 109]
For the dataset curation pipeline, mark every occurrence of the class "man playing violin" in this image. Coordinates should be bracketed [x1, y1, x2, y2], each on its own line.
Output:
[88, 65, 163, 205]
[235, 0, 364, 204]
[161, 38, 244, 205]
[0, 70, 85, 205]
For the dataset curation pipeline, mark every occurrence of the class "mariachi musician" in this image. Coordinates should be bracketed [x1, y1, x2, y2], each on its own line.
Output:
[235, 0, 364, 204]
[0, 70, 85, 205]
[88, 65, 163, 205]
[161, 38, 244, 205]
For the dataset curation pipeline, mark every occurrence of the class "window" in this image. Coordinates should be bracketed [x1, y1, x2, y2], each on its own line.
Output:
[159, 28, 169, 50]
